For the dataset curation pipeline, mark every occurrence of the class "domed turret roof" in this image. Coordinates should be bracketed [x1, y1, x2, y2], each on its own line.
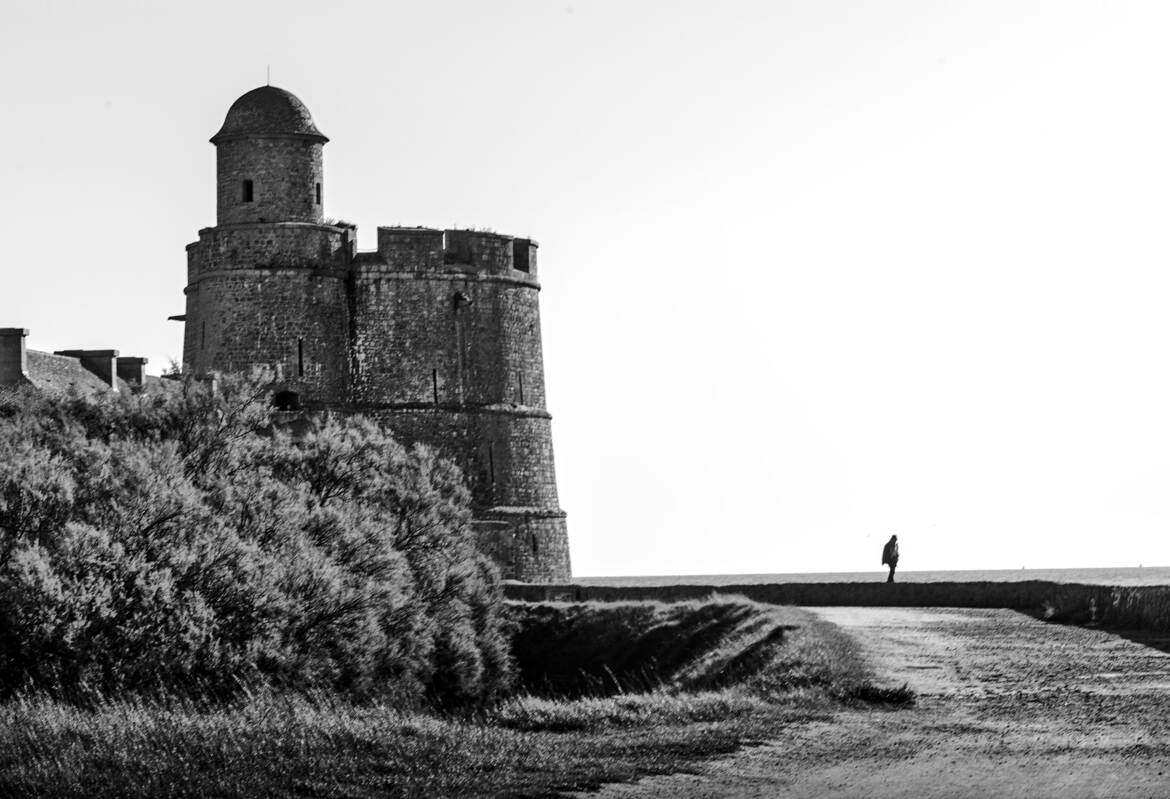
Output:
[211, 86, 328, 144]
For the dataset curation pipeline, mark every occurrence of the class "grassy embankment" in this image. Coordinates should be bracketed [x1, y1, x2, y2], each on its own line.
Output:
[0, 597, 911, 798]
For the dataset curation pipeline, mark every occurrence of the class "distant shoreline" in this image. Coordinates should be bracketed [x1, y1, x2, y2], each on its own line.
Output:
[572, 566, 1170, 588]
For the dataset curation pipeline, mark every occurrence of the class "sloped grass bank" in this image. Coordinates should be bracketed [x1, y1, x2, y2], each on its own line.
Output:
[0, 599, 907, 798]
[508, 598, 887, 702]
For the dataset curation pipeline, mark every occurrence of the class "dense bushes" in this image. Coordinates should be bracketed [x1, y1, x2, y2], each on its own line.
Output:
[0, 378, 512, 706]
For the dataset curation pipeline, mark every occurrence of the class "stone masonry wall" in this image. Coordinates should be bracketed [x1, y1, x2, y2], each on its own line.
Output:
[184, 223, 351, 404]
[189, 223, 351, 273]
[216, 138, 323, 225]
[478, 512, 570, 584]
[349, 271, 546, 409]
[343, 228, 569, 581]
[362, 407, 570, 581]
[183, 218, 570, 580]
[363, 408, 561, 509]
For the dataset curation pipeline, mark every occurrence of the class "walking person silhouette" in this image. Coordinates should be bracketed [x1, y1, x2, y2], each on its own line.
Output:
[881, 535, 899, 583]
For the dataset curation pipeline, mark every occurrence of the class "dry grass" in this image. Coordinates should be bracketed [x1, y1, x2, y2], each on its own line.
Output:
[0, 599, 911, 798]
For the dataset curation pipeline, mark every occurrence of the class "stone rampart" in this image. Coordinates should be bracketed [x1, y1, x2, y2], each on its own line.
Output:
[347, 224, 568, 582]
[370, 227, 538, 278]
[504, 582, 1170, 631]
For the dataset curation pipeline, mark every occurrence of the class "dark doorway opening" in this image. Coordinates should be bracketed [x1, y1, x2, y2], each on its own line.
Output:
[273, 390, 301, 411]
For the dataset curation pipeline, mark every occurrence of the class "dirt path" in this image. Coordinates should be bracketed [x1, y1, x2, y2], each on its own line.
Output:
[573, 607, 1170, 798]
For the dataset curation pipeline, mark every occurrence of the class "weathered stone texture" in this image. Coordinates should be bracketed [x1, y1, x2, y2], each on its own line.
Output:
[349, 273, 546, 409]
[189, 223, 351, 276]
[362, 409, 560, 507]
[216, 138, 324, 225]
[184, 271, 349, 405]
[185, 223, 352, 404]
[477, 512, 570, 584]
[181, 87, 572, 582]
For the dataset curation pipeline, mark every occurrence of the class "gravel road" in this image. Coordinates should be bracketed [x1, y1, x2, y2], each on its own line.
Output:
[575, 607, 1170, 798]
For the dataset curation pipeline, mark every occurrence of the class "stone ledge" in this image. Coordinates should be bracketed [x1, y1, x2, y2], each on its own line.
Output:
[503, 581, 1170, 633]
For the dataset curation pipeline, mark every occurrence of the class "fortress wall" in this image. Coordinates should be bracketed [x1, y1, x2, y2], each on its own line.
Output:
[478, 513, 570, 584]
[375, 227, 445, 271]
[360, 406, 570, 581]
[216, 138, 323, 225]
[503, 582, 1170, 632]
[188, 224, 351, 276]
[360, 408, 561, 509]
[184, 271, 349, 403]
[348, 273, 547, 407]
[503, 581, 1063, 607]
[513, 239, 538, 277]
[352, 230, 546, 408]
[443, 230, 515, 272]
[352, 227, 567, 581]
[184, 224, 352, 403]
[463, 283, 547, 408]
[349, 274, 457, 405]
[478, 411, 561, 507]
[1043, 583, 1170, 630]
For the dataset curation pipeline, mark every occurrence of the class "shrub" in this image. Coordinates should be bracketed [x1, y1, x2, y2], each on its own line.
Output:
[0, 377, 511, 706]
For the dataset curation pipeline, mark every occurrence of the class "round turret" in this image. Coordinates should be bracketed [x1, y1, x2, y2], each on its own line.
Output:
[187, 85, 350, 407]
[212, 86, 327, 225]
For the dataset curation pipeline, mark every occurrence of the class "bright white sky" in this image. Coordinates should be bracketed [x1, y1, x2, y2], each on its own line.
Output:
[3, 1, 1170, 576]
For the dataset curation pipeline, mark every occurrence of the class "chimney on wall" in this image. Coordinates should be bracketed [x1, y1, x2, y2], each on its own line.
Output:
[116, 357, 148, 388]
[0, 328, 30, 387]
[55, 349, 120, 390]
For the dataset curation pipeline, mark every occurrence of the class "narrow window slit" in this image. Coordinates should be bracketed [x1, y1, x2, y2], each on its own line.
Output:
[297, 338, 305, 377]
[242, 180, 254, 203]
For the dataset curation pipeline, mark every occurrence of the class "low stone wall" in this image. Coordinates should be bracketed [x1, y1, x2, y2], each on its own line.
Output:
[504, 582, 1170, 631]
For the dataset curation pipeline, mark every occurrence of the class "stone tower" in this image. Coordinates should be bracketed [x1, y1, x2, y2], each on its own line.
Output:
[183, 87, 352, 407]
[181, 86, 571, 582]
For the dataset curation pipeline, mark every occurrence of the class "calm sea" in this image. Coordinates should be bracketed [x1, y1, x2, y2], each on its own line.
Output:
[575, 567, 1170, 588]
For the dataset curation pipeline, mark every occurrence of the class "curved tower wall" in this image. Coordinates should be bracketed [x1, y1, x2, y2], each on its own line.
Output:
[183, 223, 352, 404]
[216, 138, 324, 225]
[350, 228, 570, 581]
[184, 90, 350, 407]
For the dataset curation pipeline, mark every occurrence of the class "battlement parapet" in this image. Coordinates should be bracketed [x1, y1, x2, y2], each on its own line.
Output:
[368, 227, 539, 277]
[188, 222, 353, 279]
